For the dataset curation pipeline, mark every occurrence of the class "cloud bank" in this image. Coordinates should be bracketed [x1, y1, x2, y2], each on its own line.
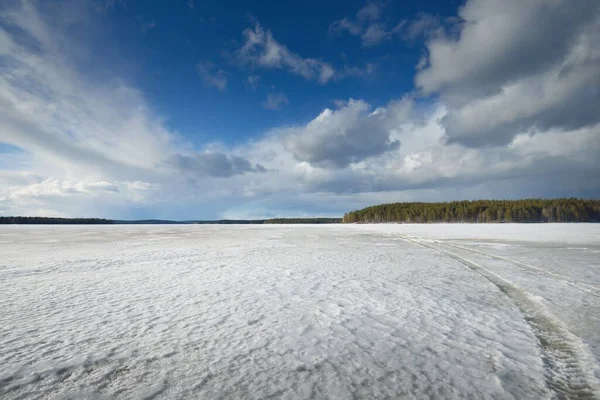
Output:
[416, 0, 600, 147]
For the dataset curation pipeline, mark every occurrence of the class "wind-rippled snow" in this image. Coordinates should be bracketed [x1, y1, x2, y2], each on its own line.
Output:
[1, 224, 599, 399]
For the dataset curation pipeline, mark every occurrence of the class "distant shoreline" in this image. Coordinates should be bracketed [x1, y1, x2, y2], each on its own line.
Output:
[0, 217, 342, 225]
[343, 198, 600, 223]
[3, 198, 600, 224]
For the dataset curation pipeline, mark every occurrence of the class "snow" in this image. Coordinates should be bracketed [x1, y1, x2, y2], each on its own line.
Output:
[1, 224, 599, 399]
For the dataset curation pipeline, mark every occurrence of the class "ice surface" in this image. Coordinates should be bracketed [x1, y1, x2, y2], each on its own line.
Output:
[1, 224, 599, 399]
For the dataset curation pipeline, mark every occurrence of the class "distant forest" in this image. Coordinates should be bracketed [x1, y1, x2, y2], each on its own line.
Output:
[264, 218, 341, 224]
[4, 200, 599, 224]
[0, 217, 114, 224]
[0, 217, 341, 225]
[342, 198, 600, 223]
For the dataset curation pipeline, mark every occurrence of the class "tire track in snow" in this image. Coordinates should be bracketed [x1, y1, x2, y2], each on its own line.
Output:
[434, 240, 600, 296]
[400, 236, 600, 400]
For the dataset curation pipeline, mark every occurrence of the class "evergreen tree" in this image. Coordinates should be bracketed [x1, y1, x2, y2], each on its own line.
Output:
[342, 199, 600, 224]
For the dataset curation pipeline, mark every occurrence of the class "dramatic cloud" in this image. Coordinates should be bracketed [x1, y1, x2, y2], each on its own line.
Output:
[168, 153, 266, 179]
[416, 0, 600, 146]
[236, 22, 336, 84]
[278, 99, 408, 168]
[197, 61, 228, 90]
[0, 1, 260, 217]
[329, 2, 404, 47]
[262, 92, 289, 110]
[0, 2, 174, 180]
[1, 0, 598, 220]
[233, 99, 599, 204]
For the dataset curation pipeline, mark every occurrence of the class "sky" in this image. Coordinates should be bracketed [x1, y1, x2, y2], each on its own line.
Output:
[0, 0, 599, 220]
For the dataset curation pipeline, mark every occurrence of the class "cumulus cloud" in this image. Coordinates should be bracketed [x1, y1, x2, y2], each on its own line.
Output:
[262, 92, 289, 110]
[168, 152, 266, 179]
[232, 97, 599, 203]
[1, 0, 598, 220]
[197, 61, 228, 90]
[416, 0, 600, 146]
[236, 22, 336, 84]
[329, 2, 404, 47]
[278, 99, 409, 168]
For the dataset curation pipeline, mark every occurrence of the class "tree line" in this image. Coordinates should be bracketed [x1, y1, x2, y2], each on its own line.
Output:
[0, 217, 342, 224]
[264, 218, 341, 224]
[342, 198, 600, 223]
[0, 217, 114, 224]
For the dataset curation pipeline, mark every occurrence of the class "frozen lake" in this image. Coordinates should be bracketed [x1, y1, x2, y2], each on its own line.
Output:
[1, 224, 600, 399]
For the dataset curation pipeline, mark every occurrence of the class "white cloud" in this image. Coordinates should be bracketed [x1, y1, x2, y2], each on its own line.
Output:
[229, 98, 599, 206]
[329, 2, 404, 47]
[416, 0, 600, 146]
[329, 18, 362, 36]
[1, 0, 598, 220]
[404, 13, 440, 41]
[247, 74, 260, 90]
[168, 152, 266, 179]
[236, 22, 337, 84]
[1, 178, 159, 217]
[0, 1, 263, 217]
[0, 3, 174, 180]
[262, 92, 289, 110]
[197, 61, 228, 90]
[6, 179, 117, 199]
[278, 99, 406, 168]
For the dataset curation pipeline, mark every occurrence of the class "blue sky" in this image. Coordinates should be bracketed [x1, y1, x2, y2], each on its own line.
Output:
[105, 0, 456, 145]
[0, 0, 599, 219]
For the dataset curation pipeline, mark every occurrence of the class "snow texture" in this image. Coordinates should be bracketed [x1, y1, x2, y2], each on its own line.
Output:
[1, 224, 599, 399]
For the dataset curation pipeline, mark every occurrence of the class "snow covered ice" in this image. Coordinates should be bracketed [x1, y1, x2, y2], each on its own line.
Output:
[1, 224, 600, 399]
